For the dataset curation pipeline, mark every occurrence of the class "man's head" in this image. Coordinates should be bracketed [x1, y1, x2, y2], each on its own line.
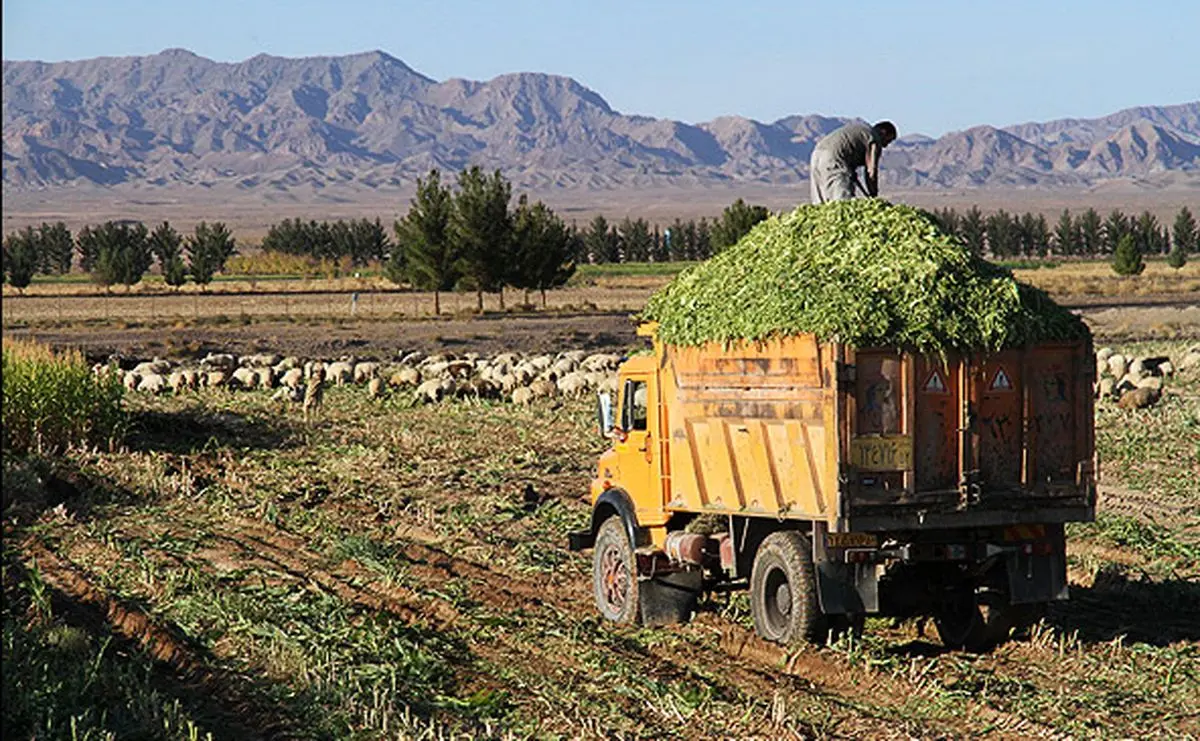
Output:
[873, 121, 898, 147]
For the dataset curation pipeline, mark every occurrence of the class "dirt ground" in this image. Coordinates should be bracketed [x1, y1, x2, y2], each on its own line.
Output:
[6, 300, 1198, 364]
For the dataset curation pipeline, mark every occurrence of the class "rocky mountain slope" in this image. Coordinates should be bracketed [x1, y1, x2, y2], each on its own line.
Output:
[3, 49, 1198, 192]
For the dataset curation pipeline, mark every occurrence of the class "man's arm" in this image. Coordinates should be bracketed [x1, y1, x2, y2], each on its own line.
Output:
[864, 142, 881, 197]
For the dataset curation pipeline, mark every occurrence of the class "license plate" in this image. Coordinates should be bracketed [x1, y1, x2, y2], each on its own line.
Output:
[827, 532, 879, 548]
[850, 435, 913, 471]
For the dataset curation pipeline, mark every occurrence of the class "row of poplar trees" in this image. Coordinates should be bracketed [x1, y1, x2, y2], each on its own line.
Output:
[2, 221, 236, 291]
[930, 205, 1197, 265]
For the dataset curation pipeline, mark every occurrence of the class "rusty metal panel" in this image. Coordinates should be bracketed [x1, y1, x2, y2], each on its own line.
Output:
[914, 355, 960, 492]
[977, 351, 1024, 491]
[1028, 345, 1080, 488]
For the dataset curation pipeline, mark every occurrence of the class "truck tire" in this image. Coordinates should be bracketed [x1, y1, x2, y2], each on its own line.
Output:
[750, 531, 824, 645]
[934, 590, 1012, 652]
[593, 516, 639, 623]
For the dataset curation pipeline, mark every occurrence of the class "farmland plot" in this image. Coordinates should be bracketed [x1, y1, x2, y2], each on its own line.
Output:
[4, 341, 1198, 739]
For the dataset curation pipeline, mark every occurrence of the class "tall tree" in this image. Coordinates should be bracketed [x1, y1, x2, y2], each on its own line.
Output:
[149, 221, 187, 289]
[1053, 210, 1080, 256]
[985, 210, 1018, 258]
[392, 169, 456, 314]
[349, 218, 390, 266]
[650, 225, 667, 262]
[3, 227, 40, 291]
[1078, 208, 1103, 257]
[1173, 206, 1197, 255]
[583, 215, 618, 264]
[511, 195, 576, 307]
[1111, 233, 1144, 276]
[78, 221, 151, 289]
[186, 222, 236, 288]
[1134, 211, 1167, 255]
[711, 198, 770, 251]
[618, 217, 653, 262]
[959, 207, 986, 257]
[452, 166, 513, 310]
[1102, 210, 1129, 255]
[38, 222, 74, 274]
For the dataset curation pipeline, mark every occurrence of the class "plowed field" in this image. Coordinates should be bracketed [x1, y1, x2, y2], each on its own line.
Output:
[4, 331, 1198, 739]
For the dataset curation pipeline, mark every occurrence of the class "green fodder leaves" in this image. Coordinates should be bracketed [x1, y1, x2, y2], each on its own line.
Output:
[2, 339, 126, 456]
[643, 200, 1089, 352]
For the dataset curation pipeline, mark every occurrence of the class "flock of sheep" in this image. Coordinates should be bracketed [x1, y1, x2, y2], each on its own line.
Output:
[1094, 344, 1199, 409]
[97, 349, 624, 408]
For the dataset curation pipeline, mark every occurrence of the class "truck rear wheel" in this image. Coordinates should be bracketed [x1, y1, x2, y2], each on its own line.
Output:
[750, 531, 824, 645]
[593, 516, 639, 623]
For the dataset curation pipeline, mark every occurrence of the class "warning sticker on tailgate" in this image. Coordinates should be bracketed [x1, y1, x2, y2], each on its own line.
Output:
[850, 435, 913, 471]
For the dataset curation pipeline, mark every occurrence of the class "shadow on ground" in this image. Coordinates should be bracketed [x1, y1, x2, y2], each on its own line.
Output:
[125, 406, 298, 454]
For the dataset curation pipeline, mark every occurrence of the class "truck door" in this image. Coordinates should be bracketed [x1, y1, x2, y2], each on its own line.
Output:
[615, 375, 656, 513]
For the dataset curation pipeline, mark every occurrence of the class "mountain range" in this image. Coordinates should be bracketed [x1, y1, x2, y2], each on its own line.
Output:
[3, 49, 1199, 194]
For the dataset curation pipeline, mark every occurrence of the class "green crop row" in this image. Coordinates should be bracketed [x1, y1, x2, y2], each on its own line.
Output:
[1, 339, 125, 456]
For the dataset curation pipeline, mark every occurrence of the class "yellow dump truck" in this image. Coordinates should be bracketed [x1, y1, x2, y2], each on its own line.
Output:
[569, 323, 1095, 650]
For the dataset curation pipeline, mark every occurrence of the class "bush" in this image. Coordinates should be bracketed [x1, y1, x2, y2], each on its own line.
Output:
[1, 339, 125, 455]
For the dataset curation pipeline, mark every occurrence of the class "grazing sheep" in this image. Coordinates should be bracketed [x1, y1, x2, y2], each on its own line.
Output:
[168, 371, 187, 394]
[272, 386, 303, 403]
[416, 378, 455, 403]
[206, 371, 229, 389]
[326, 361, 354, 386]
[529, 378, 558, 399]
[133, 359, 172, 376]
[183, 369, 200, 390]
[273, 356, 301, 373]
[304, 367, 326, 422]
[202, 353, 237, 372]
[232, 367, 259, 390]
[353, 362, 381, 384]
[243, 353, 282, 368]
[367, 377, 384, 399]
[1096, 377, 1116, 400]
[511, 386, 535, 405]
[399, 351, 425, 366]
[1117, 386, 1160, 410]
[123, 371, 140, 392]
[1106, 354, 1128, 380]
[556, 371, 590, 397]
[389, 367, 421, 388]
[281, 367, 305, 389]
[256, 367, 275, 389]
[137, 373, 166, 394]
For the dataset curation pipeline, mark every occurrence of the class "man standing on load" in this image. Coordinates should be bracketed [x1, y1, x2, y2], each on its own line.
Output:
[809, 120, 897, 203]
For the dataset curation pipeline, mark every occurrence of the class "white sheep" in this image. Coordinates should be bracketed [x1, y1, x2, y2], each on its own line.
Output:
[281, 368, 305, 389]
[326, 361, 354, 386]
[353, 362, 381, 384]
[137, 373, 166, 394]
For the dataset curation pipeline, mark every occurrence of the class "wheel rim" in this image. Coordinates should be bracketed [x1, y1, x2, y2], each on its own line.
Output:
[763, 564, 792, 637]
[600, 544, 630, 613]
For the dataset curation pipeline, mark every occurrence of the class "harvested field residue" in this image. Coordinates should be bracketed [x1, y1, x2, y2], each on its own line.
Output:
[644, 199, 1089, 351]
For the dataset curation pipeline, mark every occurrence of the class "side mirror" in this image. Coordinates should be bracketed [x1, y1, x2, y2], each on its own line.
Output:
[596, 391, 615, 439]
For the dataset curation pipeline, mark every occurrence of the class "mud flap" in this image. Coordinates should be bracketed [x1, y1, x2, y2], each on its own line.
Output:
[811, 522, 878, 615]
[638, 570, 702, 626]
[1006, 550, 1069, 603]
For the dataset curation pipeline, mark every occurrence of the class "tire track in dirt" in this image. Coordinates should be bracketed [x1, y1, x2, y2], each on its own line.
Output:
[229, 516, 1063, 739]
[20, 540, 306, 740]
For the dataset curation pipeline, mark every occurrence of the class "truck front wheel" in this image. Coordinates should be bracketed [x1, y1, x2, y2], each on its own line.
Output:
[933, 589, 1012, 652]
[593, 516, 639, 623]
[750, 531, 825, 645]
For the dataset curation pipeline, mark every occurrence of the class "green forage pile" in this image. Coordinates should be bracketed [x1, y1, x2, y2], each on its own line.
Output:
[643, 199, 1089, 353]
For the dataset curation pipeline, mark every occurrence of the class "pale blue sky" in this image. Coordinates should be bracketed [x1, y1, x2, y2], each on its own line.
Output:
[3, 0, 1197, 136]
